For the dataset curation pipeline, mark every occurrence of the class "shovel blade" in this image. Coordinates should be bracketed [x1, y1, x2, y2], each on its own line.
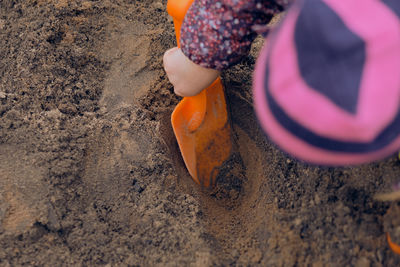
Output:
[171, 78, 232, 187]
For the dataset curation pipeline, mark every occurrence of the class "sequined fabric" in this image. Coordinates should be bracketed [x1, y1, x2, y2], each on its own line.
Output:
[180, 0, 293, 70]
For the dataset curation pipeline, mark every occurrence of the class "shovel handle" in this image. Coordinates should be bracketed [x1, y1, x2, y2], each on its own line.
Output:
[167, 0, 206, 133]
[167, 0, 195, 44]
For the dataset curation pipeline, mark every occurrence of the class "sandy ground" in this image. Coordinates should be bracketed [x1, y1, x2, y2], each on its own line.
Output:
[2, 0, 400, 266]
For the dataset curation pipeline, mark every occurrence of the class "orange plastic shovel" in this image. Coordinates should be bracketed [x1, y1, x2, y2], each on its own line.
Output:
[167, 0, 232, 187]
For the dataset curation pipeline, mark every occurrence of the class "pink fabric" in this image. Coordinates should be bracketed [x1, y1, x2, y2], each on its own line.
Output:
[254, 39, 400, 165]
[268, 0, 400, 142]
[253, 0, 400, 165]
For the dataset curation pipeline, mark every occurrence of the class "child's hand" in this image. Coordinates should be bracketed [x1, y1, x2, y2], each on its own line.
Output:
[163, 47, 220, 97]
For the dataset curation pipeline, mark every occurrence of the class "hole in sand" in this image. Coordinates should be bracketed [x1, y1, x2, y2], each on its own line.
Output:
[158, 85, 276, 256]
